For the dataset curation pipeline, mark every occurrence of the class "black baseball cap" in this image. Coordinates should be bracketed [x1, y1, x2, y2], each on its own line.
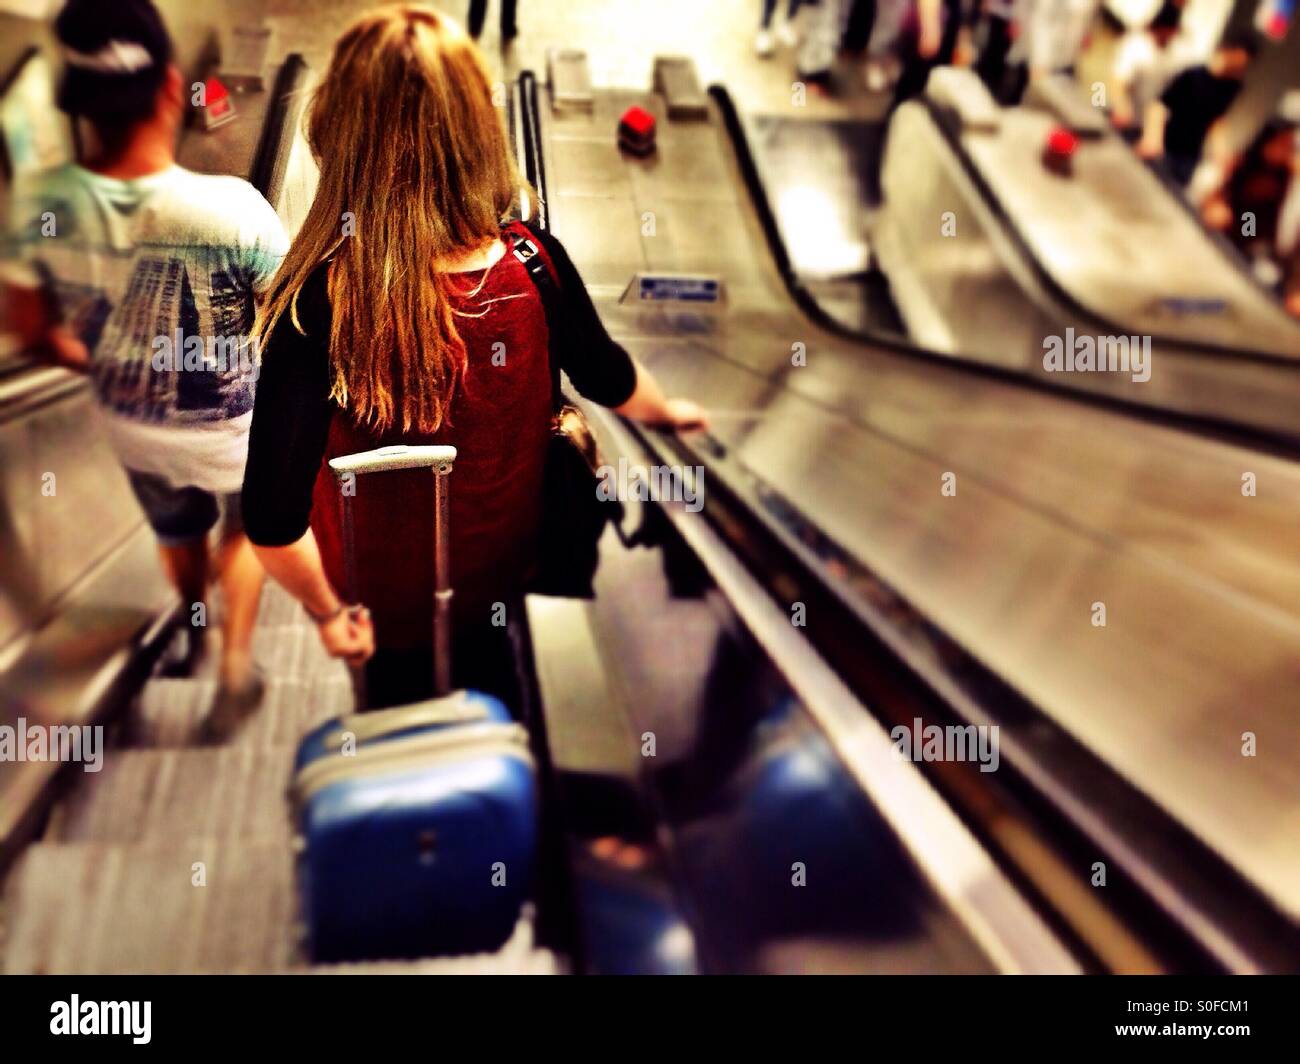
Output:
[1151, 1, 1184, 32]
[54, 0, 174, 123]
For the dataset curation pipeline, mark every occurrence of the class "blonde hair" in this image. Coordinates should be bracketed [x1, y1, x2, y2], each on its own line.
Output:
[256, 4, 524, 433]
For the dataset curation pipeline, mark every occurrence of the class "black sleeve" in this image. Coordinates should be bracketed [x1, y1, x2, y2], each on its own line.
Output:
[241, 265, 337, 547]
[529, 224, 638, 408]
[1159, 68, 1195, 110]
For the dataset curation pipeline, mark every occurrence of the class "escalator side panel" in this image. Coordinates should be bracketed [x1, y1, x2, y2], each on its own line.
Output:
[534, 80, 1300, 937]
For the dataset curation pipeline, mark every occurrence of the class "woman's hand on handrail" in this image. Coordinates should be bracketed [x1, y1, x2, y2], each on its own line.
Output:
[614, 361, 710, 432]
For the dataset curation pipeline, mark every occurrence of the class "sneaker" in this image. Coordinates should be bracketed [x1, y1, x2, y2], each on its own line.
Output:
[756, 29, 775, 57]
[199, 668, 266, 745]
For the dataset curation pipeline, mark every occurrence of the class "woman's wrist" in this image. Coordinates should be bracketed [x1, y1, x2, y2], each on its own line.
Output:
[303, 597, 344, 625]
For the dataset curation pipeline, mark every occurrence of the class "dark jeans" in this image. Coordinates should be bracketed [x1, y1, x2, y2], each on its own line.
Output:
[1162, 152, 1199, 188]
[468, 0, 518, 37]
[974, 14, 1029, 104]
[889, 1, 962, 112]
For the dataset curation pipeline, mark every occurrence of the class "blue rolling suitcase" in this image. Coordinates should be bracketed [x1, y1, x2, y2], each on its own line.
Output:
[290, 445, 537, 962]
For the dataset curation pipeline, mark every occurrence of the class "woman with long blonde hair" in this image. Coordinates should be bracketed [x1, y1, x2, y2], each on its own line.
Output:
[241, 5, 705, 705]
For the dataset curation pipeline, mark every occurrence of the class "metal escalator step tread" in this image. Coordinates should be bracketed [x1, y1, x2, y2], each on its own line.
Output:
[654, 56, 708, 119]
[1, 838, 110, 974]
[6, 844, 558, 975]
[4, 840, 297, 974]
[548, 48, 593, 110]
[254, 582, 306, 626]
[55, 746, 297, 845]
[127, 673, 351, 749]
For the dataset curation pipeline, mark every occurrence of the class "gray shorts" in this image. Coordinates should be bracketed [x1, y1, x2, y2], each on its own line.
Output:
[126, 470, 244, 548]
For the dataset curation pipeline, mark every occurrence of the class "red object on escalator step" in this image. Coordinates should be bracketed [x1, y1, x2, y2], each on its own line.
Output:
[1042, 125, 1077, 176]
[618, 105, 657, 157]
[199, 77, 237, 132]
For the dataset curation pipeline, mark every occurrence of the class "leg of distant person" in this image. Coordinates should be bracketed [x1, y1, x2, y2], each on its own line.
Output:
[157, 539, 209, 672]
[758, 0, 779, 54]
[214, 528, 263, 694]
[199, 501, 266, 743]
[843, 0, 875, 53]
[467, 0, 488, 38]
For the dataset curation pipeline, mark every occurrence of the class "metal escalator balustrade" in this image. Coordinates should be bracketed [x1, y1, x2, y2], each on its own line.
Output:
[872, 67, 1300, 440]
[524, 69, 1300, 971]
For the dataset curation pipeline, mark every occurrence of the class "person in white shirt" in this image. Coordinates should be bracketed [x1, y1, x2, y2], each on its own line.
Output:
[1024, 0, 1101, 79]
[1110, 1, 1196, 131]
[1, 0, 288, 740]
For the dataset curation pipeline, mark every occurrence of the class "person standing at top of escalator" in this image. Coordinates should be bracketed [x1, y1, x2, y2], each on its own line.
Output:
[889, 0, 976, 110]
[756, 0, 805, 57]
[794, 0, 843, 90]
[240, 5, 707, 708]
[466, 0, 518, 43]
[1108, 1, 1196, 134]
[1202, 116, 1300, 314]
[1135, 34, 1256, 186]
[841, 0, 911, 94]
[0, 0, 289, 740]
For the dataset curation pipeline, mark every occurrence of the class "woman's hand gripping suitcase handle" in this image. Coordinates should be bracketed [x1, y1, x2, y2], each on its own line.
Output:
[313, 604, 375, 667]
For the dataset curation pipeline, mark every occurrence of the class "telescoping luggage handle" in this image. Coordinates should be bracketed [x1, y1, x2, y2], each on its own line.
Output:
[328, 445, 458, 700]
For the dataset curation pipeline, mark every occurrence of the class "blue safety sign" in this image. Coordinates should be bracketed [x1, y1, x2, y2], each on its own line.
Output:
[637, 275, 722, 302]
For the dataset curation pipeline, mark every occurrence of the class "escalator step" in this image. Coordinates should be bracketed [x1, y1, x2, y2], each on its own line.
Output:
[653, 56, 708, 120]
[53, 746, 296, 845]
[252, 621, 341, 679]
[4, 840, 298, 974]
[254, 582, 308, 626]
[126, 672, 351, 749]
[4, 843, 559, 974]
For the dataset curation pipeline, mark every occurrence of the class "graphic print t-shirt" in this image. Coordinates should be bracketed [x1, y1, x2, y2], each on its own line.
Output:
[1, 164, 288, 492]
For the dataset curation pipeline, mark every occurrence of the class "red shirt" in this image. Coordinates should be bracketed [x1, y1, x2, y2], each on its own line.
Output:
[312, 247, 552, 647]
[243, 223, 638, 650]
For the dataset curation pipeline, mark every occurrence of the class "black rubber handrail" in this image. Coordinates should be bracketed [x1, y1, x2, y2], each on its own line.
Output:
[248, 53, 310, 205]
[518, 70, 549, 231]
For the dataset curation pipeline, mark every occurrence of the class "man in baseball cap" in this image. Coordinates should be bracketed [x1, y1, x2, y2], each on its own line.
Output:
[4, 0, 291, 740]
[55, 0, 175, 125]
